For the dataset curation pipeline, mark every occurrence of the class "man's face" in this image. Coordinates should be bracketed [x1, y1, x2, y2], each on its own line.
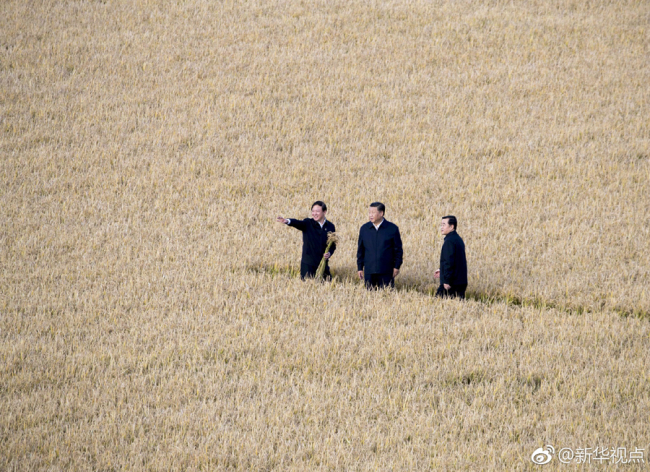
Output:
[369, 207, 383, 224]
[311, 205, 326, 223]
[440, 218, 454, 236]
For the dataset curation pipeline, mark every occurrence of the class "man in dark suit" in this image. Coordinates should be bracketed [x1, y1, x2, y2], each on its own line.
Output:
[434, 215, 468, 299]
[277, 201, 336, 280]
[357, 202, 403, 289]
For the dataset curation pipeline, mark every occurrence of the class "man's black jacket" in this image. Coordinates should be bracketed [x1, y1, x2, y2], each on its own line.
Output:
[440, 230, 468, 286]
[287, 218, 336, 267]
[357, 220, 403, 274]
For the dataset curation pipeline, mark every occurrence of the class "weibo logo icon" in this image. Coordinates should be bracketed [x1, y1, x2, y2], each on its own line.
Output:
[531, 445, 555, 465]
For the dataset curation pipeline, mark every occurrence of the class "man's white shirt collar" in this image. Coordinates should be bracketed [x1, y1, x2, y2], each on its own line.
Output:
[373, 218, 384, 230]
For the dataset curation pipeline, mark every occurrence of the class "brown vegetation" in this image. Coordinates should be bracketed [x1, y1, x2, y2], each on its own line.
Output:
[1, 0, 649, 469]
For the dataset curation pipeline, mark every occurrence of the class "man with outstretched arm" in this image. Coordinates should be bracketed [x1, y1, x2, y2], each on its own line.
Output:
[434, 215, 468, 299]
[277, 201, 336, 280]
[357, 202, 403, 289]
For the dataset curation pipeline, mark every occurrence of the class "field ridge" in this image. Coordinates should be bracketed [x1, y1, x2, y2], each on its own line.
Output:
[249, 263, 650, 321]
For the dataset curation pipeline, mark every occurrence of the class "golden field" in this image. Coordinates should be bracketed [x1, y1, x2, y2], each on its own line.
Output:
[1, 0, 649, 469]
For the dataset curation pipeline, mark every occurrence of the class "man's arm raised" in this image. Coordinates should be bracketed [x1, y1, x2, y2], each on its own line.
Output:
[277, 216, 307, 231]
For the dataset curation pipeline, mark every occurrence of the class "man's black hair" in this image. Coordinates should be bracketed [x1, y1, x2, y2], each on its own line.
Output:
[370, 202, 385, 213]
[442, 215, 457, 230]
[311, 201, 327, 212]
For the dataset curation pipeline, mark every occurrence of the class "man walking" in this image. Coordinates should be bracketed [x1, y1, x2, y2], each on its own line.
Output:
[277, 201, 336, 279]
[357, 202, 403, 289]
[434, 215, 468, 299]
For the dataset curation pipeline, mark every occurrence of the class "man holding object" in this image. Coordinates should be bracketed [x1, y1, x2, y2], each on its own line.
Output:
[357, 202, 403, 289]
[434, 215, 468, 299]
[277, 201, 336, 280]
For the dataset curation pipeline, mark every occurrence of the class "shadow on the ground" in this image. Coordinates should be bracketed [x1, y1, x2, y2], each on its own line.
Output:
[247, 263, 649, 320]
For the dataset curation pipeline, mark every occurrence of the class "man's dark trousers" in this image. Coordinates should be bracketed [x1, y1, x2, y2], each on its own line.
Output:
[300, 263, 331, 280]
[365, 273, 394, 289]
[435, 284, 467, 299]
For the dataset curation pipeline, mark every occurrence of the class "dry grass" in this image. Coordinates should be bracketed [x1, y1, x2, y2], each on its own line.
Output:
[1, 0, 649, 469]
[3, 273, 650, 470]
